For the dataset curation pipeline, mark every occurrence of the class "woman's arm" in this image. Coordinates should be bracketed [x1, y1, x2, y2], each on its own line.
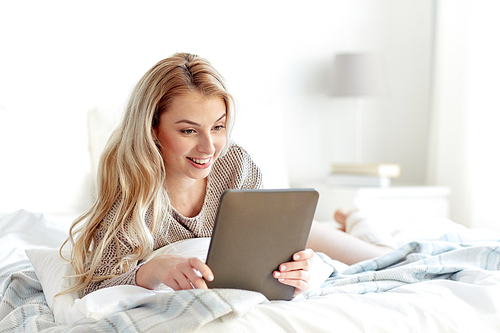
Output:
[85, 247, 215, 295]
[84, 221, 215, 295]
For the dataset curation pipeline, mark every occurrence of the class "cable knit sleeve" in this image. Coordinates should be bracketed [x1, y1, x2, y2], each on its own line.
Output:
[83, 201, 146, 296]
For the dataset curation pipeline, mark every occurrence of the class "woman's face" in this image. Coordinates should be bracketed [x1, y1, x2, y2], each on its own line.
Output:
[154, 92, 227, 183]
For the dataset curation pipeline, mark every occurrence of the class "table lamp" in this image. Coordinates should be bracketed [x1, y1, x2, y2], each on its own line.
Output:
[329, 53, 388, 163]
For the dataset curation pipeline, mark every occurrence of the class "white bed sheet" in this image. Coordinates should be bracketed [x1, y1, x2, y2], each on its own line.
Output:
[0, 210, 69, 267]
[200, 269, 500, 332]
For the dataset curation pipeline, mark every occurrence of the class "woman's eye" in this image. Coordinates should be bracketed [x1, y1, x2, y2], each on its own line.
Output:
[181, 129, 195, 134]
[213, 125, 226, 131]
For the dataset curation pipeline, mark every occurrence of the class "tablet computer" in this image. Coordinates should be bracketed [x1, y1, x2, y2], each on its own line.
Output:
[205, 188, 319, 300]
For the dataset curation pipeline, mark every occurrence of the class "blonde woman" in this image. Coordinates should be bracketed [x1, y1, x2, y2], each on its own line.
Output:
[64, 53, 391, 297]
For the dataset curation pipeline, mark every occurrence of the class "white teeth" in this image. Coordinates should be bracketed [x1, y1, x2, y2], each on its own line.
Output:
[190, 157, 210, 165]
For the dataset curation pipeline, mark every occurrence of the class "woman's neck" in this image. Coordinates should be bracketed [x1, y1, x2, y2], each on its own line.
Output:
[167, 177, 207, 218]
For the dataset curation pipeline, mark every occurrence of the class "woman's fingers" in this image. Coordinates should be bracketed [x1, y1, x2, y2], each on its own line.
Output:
[273, 270, 310, 294]
[278, 258, 311, 272]
[273, 269, 310, 281]
[274, 270, 310, 290]
[293, 248, 314, 261]
[278, 248, 314, 272]
[169, 257, 212, 290]
[273, 248, 315, 293]
[162, 277, 182, 291]
[189, 257, 214, 282]
[169, 271, 194, 290]
[176, 258, 212, 289]
[138, 255, 214, 291]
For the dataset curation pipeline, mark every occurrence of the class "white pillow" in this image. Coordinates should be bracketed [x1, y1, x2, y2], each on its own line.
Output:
[26, 237, 332, 326]
[25, 248, 77, 321]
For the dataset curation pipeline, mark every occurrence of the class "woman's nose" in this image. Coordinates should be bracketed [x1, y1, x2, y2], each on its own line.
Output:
[197, 133, 216, 155]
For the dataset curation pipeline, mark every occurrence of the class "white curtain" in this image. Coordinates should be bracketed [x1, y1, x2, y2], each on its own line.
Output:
[428, 0, 500, 230]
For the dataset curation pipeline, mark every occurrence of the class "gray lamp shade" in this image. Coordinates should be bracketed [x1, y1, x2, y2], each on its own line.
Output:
[329, 53, 388, 97]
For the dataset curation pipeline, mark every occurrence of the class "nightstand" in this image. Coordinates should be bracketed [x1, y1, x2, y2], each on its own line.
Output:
[296, 183, 450, 230]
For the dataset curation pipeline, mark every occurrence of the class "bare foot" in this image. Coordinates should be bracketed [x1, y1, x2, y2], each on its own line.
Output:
[333, 207, 359, 232]
[333, 210, 347, 231]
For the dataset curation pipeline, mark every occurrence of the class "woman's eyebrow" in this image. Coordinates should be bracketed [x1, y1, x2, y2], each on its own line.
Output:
[215, 113, 226, 123]
[175, 119, 200, 126]
[175, 113, 226, 126]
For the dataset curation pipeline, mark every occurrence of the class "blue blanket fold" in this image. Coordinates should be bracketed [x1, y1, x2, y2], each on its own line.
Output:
[301, 234, 500, 299]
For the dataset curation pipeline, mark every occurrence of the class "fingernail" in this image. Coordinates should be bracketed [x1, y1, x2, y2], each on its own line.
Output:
[293, 254, 300, 260]
[279, 278, 284, 282]
[280, 264, 286, 271]
[275, 271, 280, 277]
[207, 275, 214, 281]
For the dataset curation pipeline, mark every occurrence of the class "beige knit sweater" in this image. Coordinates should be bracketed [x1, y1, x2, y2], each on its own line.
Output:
[84, 142, 263, 296]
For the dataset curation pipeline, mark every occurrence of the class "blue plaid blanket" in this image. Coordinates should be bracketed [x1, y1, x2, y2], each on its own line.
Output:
[1, 234, 500, 332]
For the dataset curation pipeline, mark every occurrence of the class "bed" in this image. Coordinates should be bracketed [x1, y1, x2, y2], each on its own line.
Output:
[2, 104, 500, 332]
[2, 209, 500, 332]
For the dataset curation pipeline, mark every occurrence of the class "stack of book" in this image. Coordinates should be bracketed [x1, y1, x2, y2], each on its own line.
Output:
[327, 163, 401, 187]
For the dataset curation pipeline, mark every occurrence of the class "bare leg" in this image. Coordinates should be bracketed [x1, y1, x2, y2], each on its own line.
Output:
[306, 219, 392, 265]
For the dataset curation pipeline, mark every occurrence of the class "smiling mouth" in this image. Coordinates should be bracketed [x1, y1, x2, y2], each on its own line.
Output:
[187, 157, 212, 165]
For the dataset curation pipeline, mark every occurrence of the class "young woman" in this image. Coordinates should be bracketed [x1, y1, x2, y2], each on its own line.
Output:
[63, 53, 391, 297]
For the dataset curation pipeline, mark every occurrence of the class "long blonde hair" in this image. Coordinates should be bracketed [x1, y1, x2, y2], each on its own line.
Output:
[61, 53, 235, 295]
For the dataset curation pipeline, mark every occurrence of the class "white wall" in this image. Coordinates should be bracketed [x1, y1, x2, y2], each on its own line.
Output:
[468, 2, 500, 230]
[0, 1, 434, 218]
[429, 0, 500, 229]
[427, 0, 472, 227]
[310, 0, 434, 186]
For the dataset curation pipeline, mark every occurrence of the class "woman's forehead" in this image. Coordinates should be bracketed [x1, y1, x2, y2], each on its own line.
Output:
[161, 93, 226, 123]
